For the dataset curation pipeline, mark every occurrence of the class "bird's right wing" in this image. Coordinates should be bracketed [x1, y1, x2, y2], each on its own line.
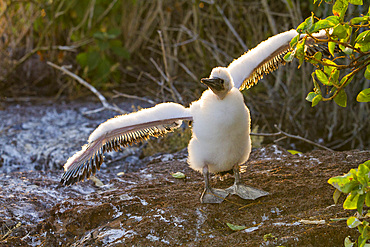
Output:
[228, 29, 329, 90]
[61, 103, 192, 186]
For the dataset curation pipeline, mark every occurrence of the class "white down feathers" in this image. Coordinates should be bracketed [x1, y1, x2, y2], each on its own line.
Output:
[188, 68, 251, 173]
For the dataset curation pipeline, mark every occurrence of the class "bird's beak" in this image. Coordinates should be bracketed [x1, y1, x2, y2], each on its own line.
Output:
[201, 78, 225, 91]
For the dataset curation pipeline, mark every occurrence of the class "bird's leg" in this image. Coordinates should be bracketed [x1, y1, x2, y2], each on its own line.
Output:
[225, 164, 269, 200]
[200, 164, 229, 204]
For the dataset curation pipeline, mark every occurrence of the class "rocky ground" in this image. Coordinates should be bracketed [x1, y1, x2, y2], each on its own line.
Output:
[0, 99, 369, 246]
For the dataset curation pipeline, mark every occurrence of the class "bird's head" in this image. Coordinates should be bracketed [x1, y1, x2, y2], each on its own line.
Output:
[201, 67, 234, 100]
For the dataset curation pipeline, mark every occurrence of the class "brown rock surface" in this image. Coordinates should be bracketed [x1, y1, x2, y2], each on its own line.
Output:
[1, 145, 369, 246]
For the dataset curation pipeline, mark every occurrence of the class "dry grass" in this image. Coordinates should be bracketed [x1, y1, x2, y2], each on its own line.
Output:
[0, 0, 368, 150]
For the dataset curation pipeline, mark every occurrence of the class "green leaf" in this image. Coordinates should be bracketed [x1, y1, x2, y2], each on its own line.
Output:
[95, 58, 113, 83]
[340, 74, 354, 87]
[316, 70, 330, 85]
[344, 192, 360, 209]
[344, 236, 355, 247]
[357, 194, 365, 214]
[328, 42, 336, 57]
[351, 16, 369, 25]
[310, 20, 334, 33]
[355, 30, 370, 44]
[313, 51, 322, 63]
[226, 223, 247, 231]
[358, 235, 366, 247]
[345, 25, 353, 41]
[364, 160, 370, 169]
[284, 51, 294, 62]
[312, 94, 322, 107]
[323, 59, 338, 66]
[333, 0, 349, 18]
[296, 39, 306, 65]
[358, 163, 370, 186]
[347, 216, 362, 228]
[110, 40, 130, 59]
[312, 74, 322, 94]
[287, 150, 302, 155]
[356, 43, 370, 52]
[76, 51, 100, 71]
[365, 65, 370, 80]
[357, 88, 370, 102]
[263, 233, 276, 241]
[343, 47, 353, 55]
[93, 31, 106, 40]
[329, 69, 340, 86]
[362, 226, 370, 243]
[308, 51, 322, 64]
[350, 168, 359, 180]
[76, 52, 88, 67]
[349, 0, 363, 5]
[171, 172, 186, 179]
[325, 15, 341, 25]
[107, 28, 121, 39]
[332, 24, 348, 39]
[333, 188, 342, 204]
[334, 89, 347, 107]
[310, 15, 341, 33]
[296, 15, 314, 33]
[366, 193, 370, 207]
[306, 92, 318, 102]
[290, 35, 300, 48]
[97, 39, 110, 50]
[328, 173, 359, 194]
[323, 59, 338, 75]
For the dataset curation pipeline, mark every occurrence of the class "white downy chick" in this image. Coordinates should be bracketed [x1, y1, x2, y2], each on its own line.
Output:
[61, 29, 329, 203]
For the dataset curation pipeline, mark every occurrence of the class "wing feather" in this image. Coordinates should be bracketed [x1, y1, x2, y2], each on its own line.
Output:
[61, 103, 192, 186]
[228, 29, 329, 90]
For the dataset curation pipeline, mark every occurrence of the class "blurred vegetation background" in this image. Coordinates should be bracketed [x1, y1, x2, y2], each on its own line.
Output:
[0, 0, 368, 151]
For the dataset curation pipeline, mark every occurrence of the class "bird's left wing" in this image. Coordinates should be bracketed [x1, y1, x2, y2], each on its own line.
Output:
[61, 103, 192, 186]
[228, 29, 328, 90]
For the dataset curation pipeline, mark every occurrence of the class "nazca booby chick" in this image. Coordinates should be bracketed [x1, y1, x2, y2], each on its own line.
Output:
[61, 29, 329, 203]
[61, 67, 267, 203]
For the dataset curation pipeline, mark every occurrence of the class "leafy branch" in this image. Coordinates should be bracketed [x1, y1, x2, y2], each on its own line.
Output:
[328, 160, 370, 247]
[284, 0, 370, 107]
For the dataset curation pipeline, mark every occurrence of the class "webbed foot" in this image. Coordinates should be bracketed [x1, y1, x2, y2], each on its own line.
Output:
[225, 183, 268, 200]
[200, 187, 229, 203]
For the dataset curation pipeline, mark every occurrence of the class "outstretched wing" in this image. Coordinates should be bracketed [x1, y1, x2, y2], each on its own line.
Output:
[228, 29, 328, 90]
[61, 103, 192, 186]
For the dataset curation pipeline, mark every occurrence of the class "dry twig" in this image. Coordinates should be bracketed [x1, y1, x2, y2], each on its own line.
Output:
[112, 90, 157, 105]
[157, 30, 184, 103]
[261, 0, 278, 34]
[47, 61, 126, 115]
[215, 4, 248, 51]
[251, 124, 334, 151]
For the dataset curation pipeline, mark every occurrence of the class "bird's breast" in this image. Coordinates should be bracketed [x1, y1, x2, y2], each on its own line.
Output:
[190, 90, 250, 141]
[187, 90, 251, 173]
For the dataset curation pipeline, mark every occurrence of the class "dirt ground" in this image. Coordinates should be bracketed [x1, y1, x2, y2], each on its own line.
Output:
[1, 145, 369, 246]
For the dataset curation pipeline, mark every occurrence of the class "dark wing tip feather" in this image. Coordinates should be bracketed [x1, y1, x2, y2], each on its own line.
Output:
[239, 37, 334, 91]
[239, 47, 290, 91]
[60, 150, 104, 186]
[60, 120, 183, 186]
